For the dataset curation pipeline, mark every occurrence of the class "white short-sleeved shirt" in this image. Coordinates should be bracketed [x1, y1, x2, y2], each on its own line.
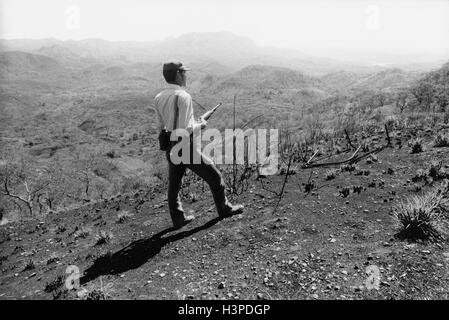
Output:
[154, 84, 200, 134]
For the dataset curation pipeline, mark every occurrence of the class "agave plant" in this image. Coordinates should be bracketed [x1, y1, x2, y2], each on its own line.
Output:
[325, 169, 339, 180]
[116, 210, 133, 223]
[94, 230, 113, 246]
[433, 133, 449, 148]
[409, 138, 424, 154]
[392, 180, 449, 241]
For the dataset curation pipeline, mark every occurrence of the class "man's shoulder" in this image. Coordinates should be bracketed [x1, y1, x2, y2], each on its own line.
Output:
[174, 89, 191, 101]
[155, 87, 190, 96]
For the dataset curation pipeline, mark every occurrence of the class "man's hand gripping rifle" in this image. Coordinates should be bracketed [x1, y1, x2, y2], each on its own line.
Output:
[197, 102, 222, 129]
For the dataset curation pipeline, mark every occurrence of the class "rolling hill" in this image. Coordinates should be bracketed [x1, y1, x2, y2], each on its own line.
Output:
[0, 32, 397, 76]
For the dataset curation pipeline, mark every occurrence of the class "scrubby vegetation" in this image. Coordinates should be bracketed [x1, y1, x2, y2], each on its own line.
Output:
[409, 138, 424, 154]
[433, 133, 449, 148]
[392, 180, 449, 242]
[1, 37, 449, 300]
[94, 230, 113, 246]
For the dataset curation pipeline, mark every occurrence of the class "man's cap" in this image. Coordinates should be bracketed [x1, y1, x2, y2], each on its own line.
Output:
[163, 62, 191, 72]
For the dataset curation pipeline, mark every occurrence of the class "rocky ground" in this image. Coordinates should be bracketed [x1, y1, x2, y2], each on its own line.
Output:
[1, 124, 449, 300]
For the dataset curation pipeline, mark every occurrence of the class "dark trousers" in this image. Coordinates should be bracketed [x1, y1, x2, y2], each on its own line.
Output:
[165, 150, 231, 224]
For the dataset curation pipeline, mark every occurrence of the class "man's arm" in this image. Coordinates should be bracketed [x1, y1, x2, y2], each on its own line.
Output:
[150, 98, 165, 131]
[177, 93, 206, 134]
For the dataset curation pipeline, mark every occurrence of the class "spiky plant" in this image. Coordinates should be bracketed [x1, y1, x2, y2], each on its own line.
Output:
[325, 169, 338, 180]
[339, 186, 351, 198]
[94, 230, 113, 246]
[340, 164, 357, 172]
[392, 180, 449, 242]
[74, 226, 91, 239]
[366, 154, 378, 164]
[44, 275, 64, 293]
[409, 138, 424, 154]
[85, 289, 111, 300]
[433, 133, 449, 148]
[46, 253, 59, 265]
[428, 160, 442, 178]
[412, 169, 427, 183]
[23, 259, 35, 271]
[116, 211, 133, 223]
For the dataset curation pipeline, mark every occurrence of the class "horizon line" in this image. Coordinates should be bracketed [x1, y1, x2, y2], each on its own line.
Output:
[1, 31, 448, 59]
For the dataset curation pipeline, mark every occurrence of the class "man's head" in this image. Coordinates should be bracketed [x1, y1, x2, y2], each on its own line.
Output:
[163, 62, 191, 87]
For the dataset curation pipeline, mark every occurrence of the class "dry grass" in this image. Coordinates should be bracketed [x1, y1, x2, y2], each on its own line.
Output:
[116, 210, 133, 223]
[411, 161, 449, 184]
[433, 133, 449, 148]
[392, 180, 449, 242]
[94, 230, 113, 246]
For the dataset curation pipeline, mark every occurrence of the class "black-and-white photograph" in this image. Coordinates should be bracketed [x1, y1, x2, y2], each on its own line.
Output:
[1, 0, 449, 304]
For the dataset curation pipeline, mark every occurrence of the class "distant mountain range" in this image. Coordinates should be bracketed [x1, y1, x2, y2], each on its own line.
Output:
[2, 32, 444, 76]
[1, 31, 448, 108]
[0, 49, 426, 99]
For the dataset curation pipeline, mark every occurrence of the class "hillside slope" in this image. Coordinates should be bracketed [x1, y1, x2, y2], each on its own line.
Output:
[1, 124, 449, 300]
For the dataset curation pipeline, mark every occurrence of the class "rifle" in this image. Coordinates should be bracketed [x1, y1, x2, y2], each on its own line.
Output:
[200, 103, 222, 121]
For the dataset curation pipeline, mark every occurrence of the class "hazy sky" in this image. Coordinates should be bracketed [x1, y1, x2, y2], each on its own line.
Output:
[1, 0, 448, 57]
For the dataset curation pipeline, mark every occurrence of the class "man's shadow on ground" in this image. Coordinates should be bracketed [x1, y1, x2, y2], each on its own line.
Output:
[80, 217, 222, 285]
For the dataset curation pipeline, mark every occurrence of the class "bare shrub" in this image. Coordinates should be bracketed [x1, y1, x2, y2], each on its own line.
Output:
[0, 152, 53, 217]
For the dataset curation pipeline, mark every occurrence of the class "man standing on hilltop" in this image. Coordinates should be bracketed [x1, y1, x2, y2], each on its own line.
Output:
[154, 62, 244, 229]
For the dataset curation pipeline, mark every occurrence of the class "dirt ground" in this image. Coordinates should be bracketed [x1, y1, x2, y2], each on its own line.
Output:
[1, 124, 449, 300]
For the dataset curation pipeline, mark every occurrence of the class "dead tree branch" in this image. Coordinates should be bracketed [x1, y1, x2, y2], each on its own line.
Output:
[345, 129, 356, 149]
[301, 123, 393, 169]
[301, 145, 362, 169]
[2, 176, 33, 216]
